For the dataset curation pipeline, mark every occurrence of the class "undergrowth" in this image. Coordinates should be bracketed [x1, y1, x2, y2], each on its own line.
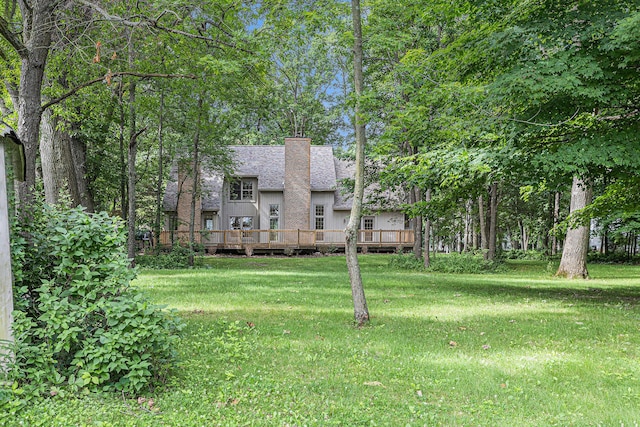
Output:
[389, 252, 506, 273]
[1, 201, 182, 417]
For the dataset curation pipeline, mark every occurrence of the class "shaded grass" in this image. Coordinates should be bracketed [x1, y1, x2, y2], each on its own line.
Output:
[10, 255, 640, 426]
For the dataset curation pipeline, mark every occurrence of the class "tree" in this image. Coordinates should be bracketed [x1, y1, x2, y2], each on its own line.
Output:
[432, 0, 640, 273]
[364, 0, 468, 261]
[346, 0, 368, 326]
[556, 176, 592, 278]
[0, 0, 58, 205]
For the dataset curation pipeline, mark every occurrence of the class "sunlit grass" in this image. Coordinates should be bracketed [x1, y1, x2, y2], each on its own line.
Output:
[11, 255, 640, 426]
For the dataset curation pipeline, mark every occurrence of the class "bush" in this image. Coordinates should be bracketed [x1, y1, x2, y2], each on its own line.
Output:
[136, 244, 203, 269]
[501, 250, 548, 261]
[3, 202, 182, 401]
[587, 251, 640, 264]
[388, 253, 425, 270]
[389, 252, 505, 274]
[428, 253, 505, 274]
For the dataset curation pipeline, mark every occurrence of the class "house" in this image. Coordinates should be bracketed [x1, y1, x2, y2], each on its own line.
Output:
[161, 137, 413, 253]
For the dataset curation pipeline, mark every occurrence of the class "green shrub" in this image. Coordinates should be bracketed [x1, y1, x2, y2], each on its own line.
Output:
[388, 253, 425, 270]
[428, 252, 505, 273]
[4, 202, 183, 401]
[389, 252, 505, 274]
[501, 249, 548, 260]
[587, 251, 640, 264]
[136, 244, 203, 269]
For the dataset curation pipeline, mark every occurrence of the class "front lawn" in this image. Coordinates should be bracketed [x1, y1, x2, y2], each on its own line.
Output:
[10, 255, 640, 426]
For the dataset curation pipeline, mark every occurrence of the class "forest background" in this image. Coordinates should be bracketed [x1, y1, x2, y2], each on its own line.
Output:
[1, 0, 639, 275]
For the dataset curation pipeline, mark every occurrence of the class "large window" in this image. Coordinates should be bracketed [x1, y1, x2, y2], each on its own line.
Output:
[229, 179, 255, 201]
[230, 216, 253, 230]
[269, 204, 280, 241]
[314, 205, 325, 241]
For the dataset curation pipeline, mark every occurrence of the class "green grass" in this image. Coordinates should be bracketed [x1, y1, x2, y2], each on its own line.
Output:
[10, 255, 640, 426]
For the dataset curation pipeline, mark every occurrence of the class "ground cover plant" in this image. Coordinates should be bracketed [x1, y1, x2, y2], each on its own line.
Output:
[7, 255, 640, 426]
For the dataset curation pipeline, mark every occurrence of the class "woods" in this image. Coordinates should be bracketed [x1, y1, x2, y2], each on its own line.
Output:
[0, 1, 638, 284]
[0, 1, 640, 423]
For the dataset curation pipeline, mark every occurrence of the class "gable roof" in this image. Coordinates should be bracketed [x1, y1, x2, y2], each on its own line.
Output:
[229, 145, 337, 191]
[164, 145, 341, 212]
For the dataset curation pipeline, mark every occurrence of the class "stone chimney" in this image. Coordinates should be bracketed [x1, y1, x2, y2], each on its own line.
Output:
[176, 164, 202, 232]
[284, 137, 311, 230]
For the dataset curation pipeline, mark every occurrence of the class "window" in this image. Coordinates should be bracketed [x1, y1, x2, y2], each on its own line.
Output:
[269, 204, 279, 241]
[315, 205, 325, 241]
[363, 216, 374, 242]
[168, 214, 178, 231]
[203, 214, 216, 231]
[230, 216, 253, 230]
[229, 179, 254, 201]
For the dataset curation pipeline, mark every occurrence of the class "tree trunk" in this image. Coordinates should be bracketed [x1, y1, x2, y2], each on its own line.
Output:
[118, 91, 127, 218]
[39, 109, 90, 208]
[551, 191, 560, 255]
[487, 182, 498, 260]
[412, 187, 423, 259]
[556, 176, 592, 279]
[154, 90, 165, 249]
[423, 188, 431, 268]
[127, 37, 139, 264]
[40, 109, 65, 204]
[478, 194, 488, 255]
[69, 124, 94, 212]
[346, 0, 369, 327]
[188, 96, 203, 267]
[14, 1, 56, 206]
[464, 199, 473, 252]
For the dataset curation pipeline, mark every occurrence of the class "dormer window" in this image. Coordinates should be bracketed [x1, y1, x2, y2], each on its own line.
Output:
[229, 179, 255, 201]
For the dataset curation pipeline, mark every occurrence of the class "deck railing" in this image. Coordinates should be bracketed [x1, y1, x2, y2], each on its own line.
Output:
[159, 229, 414, 250]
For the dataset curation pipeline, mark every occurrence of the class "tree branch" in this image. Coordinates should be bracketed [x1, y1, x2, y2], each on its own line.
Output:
[41, 71, 197, 111]
[149, 21, 255, 55]
[76, 0, 148, 28]
[0, 14, 26, 57]
[77, 0, 255, 55]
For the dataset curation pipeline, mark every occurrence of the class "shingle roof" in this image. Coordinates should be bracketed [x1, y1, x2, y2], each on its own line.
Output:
[163, 145, 341, 212]
[163, 145, 406, 213]
[228, 145, 336, 190]
[163, 144, 408, 213]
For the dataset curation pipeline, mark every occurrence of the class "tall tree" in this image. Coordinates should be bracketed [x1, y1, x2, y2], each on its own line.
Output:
[0, 0, 58, 205]
[557, 176, 592, 278]
[346, 0, 368, 326]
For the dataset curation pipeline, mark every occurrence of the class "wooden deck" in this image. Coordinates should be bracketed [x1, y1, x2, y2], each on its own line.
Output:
[159, 229, 415, 253]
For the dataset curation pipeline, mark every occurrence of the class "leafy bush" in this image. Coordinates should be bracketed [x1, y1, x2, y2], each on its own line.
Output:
[136, 244, 203, 269]
[428, 253, 505, 274]
[388, 253, 425, 270]
[501, 250, 548, 261]
[389, 252, 505, 274]
[3, 202, 182, 401]
[586, 251, 640, 264]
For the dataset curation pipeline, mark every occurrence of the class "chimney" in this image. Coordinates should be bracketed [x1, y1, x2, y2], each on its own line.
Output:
[284, 137, 311, 230]
[176, 162, 202, 232]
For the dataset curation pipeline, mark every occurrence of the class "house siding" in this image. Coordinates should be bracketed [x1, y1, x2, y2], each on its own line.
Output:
[259, 192, 284, 230]
[221, 179, 259, 230]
